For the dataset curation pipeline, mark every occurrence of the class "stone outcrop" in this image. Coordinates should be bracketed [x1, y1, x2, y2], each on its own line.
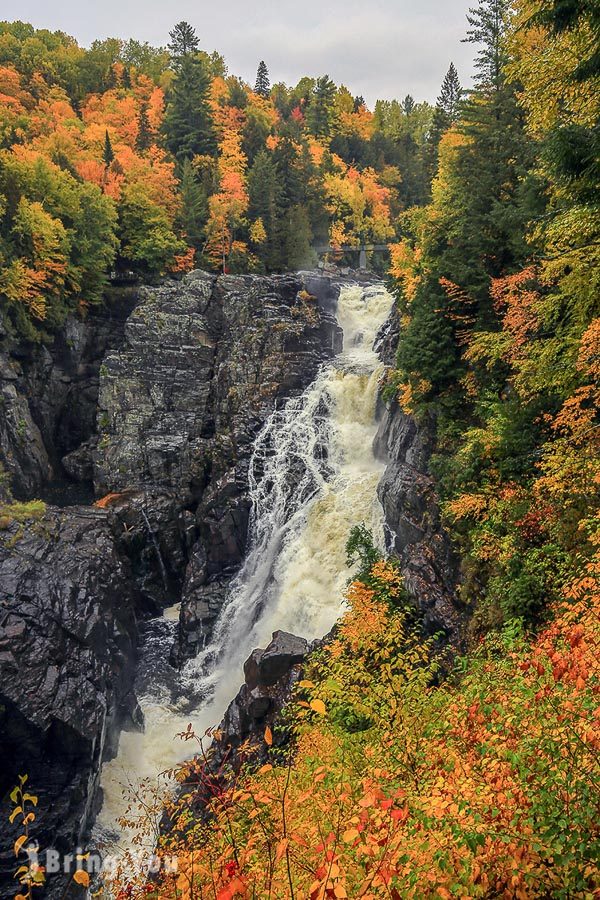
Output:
[0, 505, 140, 898]
[215, 630, 311, 763]
[373, 399, 462, 642]
[0, 289, 137, 499]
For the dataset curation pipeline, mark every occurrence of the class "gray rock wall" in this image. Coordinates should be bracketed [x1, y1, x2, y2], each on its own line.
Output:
[373, 399, 462, 642]
[0, 506, 139, 896]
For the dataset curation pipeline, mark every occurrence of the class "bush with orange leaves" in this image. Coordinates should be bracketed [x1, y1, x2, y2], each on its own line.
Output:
[115, 556, 599, 899]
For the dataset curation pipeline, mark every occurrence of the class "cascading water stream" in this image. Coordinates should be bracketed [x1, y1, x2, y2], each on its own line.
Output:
[96, 282, 393, 852]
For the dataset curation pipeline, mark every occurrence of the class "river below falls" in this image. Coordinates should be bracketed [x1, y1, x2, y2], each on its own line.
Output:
[93, 281, 393, 862]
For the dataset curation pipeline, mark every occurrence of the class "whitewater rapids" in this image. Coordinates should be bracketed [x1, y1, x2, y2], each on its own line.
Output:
[96, 281, 392, 851]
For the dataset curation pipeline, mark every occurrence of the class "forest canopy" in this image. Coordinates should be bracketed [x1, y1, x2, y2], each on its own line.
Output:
[0, 18, 447, 339]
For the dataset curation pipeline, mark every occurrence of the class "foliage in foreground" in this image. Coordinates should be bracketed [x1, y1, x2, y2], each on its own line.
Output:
[113, 554, 600, 899]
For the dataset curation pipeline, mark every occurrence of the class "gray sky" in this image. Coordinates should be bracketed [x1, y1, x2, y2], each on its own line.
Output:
[1, 0, 476, 105]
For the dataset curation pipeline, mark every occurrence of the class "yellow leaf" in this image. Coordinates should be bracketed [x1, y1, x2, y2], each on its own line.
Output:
[264, 726, 273, 746]
[310, 698, 326, 716]
[73, 870, 90, 887]
[342, 828, 359, 843]
[9, 806, 22, 824]
[298, 680, 315, 689]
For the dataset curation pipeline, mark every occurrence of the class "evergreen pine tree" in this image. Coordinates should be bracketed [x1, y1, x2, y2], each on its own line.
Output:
[426, 63, 463, 179]
[402, 94, 415, 116]
[168, 21, 199, 61]
[435, 0, 530, 326]
[286, 205, 316, 270]
[242, 110, 271, 165]
[464, 0, 508, 91]
[254, 61, 271, 97]
[248, 149, 285, 271]
[163, 22, 216, 161]
[177, 157, 207, 252]
[397, 281, 459, 395]
[437, 62, 462, 125]
[135, 103, 152, 153]
[307, 75, 337, 139]
[103, 129, 114, 167]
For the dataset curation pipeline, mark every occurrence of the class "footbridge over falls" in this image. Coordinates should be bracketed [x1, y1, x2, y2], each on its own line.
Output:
[315, 243, 389, 270]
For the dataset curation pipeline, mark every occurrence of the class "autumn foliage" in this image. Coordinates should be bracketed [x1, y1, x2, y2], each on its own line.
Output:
[108, 557, 600, 899]
[0, 21, 432, 338]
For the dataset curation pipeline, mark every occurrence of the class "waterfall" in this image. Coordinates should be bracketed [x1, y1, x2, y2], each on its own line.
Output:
[96, 281, 392, 849]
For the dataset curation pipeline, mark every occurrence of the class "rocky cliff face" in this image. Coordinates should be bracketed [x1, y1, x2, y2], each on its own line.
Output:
[0, 290, 138, 500]
[0, 505, 140, 896]
[91, 271, 340, 663]
[373, 399, 462, 643]
[0, 271, 340, 896]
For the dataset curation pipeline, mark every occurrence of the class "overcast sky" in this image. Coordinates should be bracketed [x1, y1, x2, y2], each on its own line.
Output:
[1, 0, 476, 105]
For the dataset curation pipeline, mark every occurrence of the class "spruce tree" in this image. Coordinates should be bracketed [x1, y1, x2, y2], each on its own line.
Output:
[254, 61, 270, 97]
[307, 75, 337, 139]
[163, 22, 216, 161]
[464, 0, 508, 92]
[439, 0, 530, 321]
[103, 129, 114, 167]
[168, 21, 199, 61]
[177, 158, 207, 252]
[248, 150, 285, 270]
[402, 94, 415, 116]
[286, 205, 316, 270]
[135, 103, 152, 153]
[437, 62, 462, 125]
[426, 63, 463, 179]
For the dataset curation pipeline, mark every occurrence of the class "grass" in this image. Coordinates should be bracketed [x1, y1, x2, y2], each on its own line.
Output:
[0, 499, 47, 529]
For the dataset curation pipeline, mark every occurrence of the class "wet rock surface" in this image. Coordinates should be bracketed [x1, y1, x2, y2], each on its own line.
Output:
[0, 506, 139, 898]
[373, 399, 462, 642]
[217, 630, 311, 758]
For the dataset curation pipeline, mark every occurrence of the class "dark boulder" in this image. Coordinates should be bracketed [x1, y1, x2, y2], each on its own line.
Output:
[212, 631, 311, 769]
[257, 630, 310, 685]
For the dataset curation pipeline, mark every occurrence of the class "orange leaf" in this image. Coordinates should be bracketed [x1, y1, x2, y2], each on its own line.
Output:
[14, 835, 27, 857]
[73, 870, 90, 887]
[264, 726, 273, 746]
[310, 699, 326, 716]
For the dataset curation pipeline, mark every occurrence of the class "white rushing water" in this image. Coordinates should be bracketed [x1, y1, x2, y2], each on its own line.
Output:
[96, 281, 392, 854]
